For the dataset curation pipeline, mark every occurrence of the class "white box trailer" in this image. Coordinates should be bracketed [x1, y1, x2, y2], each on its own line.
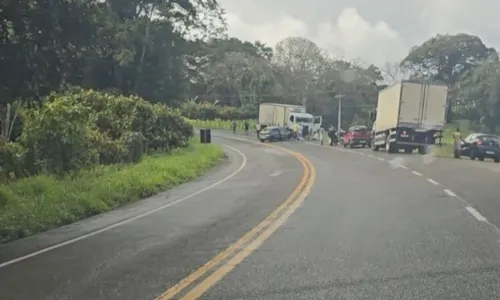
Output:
[258, 103, 307, 126]
[370, 80, 448, 154]
[258, 103, 317, 136]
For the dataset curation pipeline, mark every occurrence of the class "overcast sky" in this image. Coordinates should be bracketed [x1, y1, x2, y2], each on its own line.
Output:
[218, 0, 500, 67]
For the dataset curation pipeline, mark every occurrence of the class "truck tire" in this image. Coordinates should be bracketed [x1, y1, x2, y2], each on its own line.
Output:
[385, 135, 397, 153]
[418, 146, 426, 155]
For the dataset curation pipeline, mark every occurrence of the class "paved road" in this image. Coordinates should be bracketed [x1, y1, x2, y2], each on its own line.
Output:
[312, 142, 500, 230]
[200, 138, 500, 299]
[0, 138, 303, 300]
[3, 132, 500, 299]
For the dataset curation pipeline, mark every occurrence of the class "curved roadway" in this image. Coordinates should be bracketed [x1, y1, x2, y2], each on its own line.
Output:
[2, 132, 500, 299]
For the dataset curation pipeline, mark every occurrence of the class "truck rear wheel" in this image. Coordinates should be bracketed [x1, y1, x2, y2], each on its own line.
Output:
[418, 146, 426, 154]
[385, 136, 397, 153]
[387, 143, 397, 153]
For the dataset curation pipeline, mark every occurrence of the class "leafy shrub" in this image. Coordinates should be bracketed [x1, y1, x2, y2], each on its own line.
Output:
[0, 140, 28, 180]
[121, 131, 145, 163]
[20, 99, 93, 175]
[8, 89, 194, 178]
[87, 129, 127, 165]
[180, 100, 257, 121]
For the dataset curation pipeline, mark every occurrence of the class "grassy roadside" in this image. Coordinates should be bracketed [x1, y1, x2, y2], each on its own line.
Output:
[0, 141, 224, 243]
[432, 126, 474, 158]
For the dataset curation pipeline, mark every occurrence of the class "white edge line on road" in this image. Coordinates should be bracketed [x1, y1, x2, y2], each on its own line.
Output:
[301, 139, 497, 228]
[444, 189, 457, 197]
[466, 206, 488, 222]
[427, 178, 439, 185]
[0, 145, 247, 269]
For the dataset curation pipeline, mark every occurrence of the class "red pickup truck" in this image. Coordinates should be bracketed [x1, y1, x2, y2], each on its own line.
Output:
[342, 125, 372, 148]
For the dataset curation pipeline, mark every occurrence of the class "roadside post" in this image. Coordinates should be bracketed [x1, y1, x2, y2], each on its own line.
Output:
[200, 128, 211, 144]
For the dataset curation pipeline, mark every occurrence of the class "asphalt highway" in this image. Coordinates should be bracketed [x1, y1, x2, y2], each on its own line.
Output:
[0, 138, 303, 300]
[2, 133, 500, 299]
[202, 137, 500, 299]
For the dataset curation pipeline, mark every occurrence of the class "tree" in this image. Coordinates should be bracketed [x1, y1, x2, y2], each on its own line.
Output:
[401, 33, 497, 122]
[456, 54, 500, 132]
[272, 37, 328, 106]
[382, 62, 410, 84]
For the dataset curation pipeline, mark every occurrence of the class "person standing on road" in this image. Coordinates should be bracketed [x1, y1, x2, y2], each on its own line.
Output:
[232, 120, 237, 134]
[328, 125, 335, 146]
[256, 123, 261, 138]
[453, 127, 462, 158]
[244, 121, 249, 135]
[297, 124, 304, 142]
[319, 126, 325, 145]
[293, 123, 299, 141]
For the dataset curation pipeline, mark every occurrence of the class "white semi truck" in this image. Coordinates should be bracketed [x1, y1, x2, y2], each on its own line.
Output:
[258, 103, 319, 134]
[370, 80, 448, 154]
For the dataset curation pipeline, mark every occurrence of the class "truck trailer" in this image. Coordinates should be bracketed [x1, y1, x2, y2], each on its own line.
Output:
[258, 103, 317, 133]
[370, 80, 448, 154]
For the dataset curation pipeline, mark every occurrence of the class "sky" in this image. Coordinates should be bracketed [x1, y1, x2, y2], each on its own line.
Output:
[218, 0, 500, 68]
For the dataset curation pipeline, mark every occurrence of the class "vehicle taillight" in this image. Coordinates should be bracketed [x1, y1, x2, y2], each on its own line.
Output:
[477, 140, 482, 145]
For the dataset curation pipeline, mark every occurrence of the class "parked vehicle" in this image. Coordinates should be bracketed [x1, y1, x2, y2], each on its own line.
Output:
[258, 103, 316, 136]
[342, 125, 372, 148]
[259, 126, 292, 142]
[370, 80, 447, 154]
[458, 133, 500, 163]
[312, 116, 323, 133]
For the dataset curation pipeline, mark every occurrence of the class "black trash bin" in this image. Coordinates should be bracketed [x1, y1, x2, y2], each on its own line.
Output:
[200, 128, 211, 144]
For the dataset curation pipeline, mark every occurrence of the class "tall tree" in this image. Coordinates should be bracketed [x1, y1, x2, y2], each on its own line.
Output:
[272, 37, 327, 106]
[401, 33, 496, 122]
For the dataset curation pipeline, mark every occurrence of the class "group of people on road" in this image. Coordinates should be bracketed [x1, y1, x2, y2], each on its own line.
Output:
[232, 120, 250, 135]
[311, 125, 340, 146]
[251, 120, 342, 145]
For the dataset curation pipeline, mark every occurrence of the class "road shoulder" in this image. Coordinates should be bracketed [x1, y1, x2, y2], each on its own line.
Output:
[0, 145, 243, 264]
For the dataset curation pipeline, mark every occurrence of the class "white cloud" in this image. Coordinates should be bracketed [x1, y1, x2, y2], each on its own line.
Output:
[224, 7, 408, 66]
[225, 12, 310, 45]
[222, 1, 500, 66]
[315, 8, 407, 66]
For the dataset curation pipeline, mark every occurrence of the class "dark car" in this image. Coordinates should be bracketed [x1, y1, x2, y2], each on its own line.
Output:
[342, 125, 372, 148]
[459, 133, 500, 163]
[259, 126, 291, 142]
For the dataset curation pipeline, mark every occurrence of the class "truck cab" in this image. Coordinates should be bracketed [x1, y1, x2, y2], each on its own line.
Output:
[288, 113, 314, 135]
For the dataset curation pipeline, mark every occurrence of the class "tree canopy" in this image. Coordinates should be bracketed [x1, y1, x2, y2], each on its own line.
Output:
[1, 1, 500, 132]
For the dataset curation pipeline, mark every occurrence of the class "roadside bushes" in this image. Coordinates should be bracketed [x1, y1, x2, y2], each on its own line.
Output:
[2, 89, 194, 178]
[187, 118, 257, 132]
[180, 101, 256, 120]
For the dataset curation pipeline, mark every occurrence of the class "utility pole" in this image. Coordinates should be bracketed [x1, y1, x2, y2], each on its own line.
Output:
[334, 93, 345, 132]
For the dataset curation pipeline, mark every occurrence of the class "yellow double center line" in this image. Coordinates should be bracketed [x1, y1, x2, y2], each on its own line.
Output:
[156, 143, 316, 300]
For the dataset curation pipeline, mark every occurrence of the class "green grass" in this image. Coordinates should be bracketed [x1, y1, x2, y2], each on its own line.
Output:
[432, 126, 474, 158]
[0, 141, 224, 243]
